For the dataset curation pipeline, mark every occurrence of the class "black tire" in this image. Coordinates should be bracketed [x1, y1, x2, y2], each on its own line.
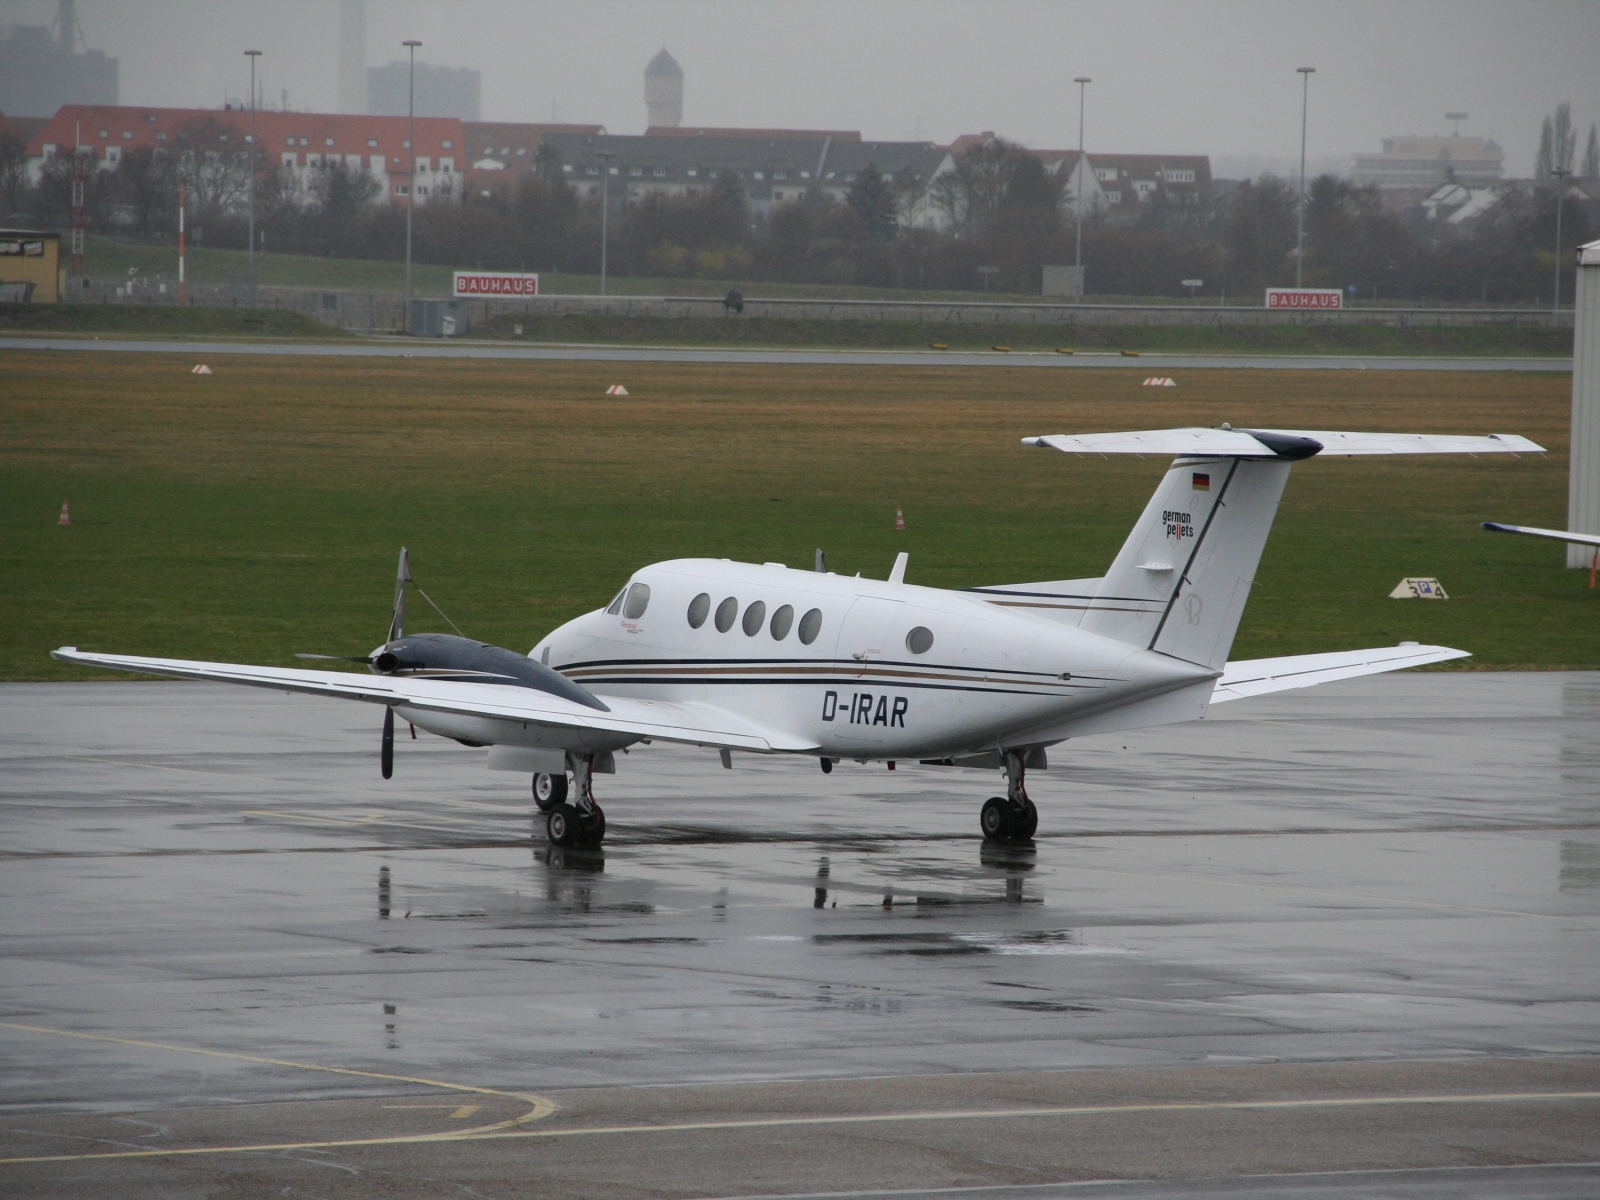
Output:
[533, 772, 568, 812]
[980, 797, 1011, 841]
[1015, 799, 1038, 840]
[578, 805, 606, 847]
[546, 803, 582, 847]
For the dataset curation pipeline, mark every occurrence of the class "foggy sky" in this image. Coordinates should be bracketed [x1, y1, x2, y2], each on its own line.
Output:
[9, 0, 1599, 178]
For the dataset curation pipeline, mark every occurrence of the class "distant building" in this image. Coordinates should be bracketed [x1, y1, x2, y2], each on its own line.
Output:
[338, 0, 366, 114]
[0, 0, 117, 117]
[540, 131, 948, 223]
[462, 121, 607, 199]
[25, 104, 464, 210]
[1352, 135, 1504, 188]
[644, 49, 683, 129]
[368, 61, 480, 122]
[647, 127, 861, 142]
[947, 135, 1214, 224]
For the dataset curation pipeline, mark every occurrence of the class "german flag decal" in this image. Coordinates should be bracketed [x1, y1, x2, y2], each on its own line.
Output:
[1192, 472, 1211, 491]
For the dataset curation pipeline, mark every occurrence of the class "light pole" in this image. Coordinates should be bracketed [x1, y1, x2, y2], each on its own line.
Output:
[403, 39, 421, 309]
[1551, 167, 1570, 313]
[597, 149, 618, 296]
[1073, 76, 1090, 301]
[1295, 66, 1314, 288]
[245, 50, 260, 271]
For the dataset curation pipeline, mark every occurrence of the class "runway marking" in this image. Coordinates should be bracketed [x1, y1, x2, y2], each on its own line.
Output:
[4, 1089, 1598, 1165]
[382, 1105, 482, 1119]
[0, 1022, 555, 1161]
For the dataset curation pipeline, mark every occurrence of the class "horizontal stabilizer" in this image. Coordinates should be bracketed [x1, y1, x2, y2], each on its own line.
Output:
[1483, 522, 1600, 548]
[1025, 427, 1544, 458]
[1211, 643, 1469, 704]
[49, 648, 817, 753]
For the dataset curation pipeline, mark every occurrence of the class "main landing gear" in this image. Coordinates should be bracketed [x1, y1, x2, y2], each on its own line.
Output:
[980, 750, 1038, 843]
[539, 755, 605, 848]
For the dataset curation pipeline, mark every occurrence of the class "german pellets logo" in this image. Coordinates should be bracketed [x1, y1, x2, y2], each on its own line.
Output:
[453, 271, 539, 297]
[1265, 288, 1343, 309]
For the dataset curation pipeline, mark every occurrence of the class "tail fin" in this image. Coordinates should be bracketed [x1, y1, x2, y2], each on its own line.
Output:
[387, 547, 413, 643]
[1078, 456, 1289, 669]
[1023, 425, 1542, 672]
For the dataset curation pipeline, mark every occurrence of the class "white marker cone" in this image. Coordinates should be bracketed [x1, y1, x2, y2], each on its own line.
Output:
[58, 501, 70, 526]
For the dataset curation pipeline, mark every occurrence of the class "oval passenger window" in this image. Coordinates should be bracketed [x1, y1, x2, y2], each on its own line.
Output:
[742, 600, 767, 636]
[906, 626, 934, 654]
[797, 608, 823, 645]
[623, 582, 651, 619]
[714, 596, 738, 632]
[769, 604, 794, 640]
[687, 592, 710, 628]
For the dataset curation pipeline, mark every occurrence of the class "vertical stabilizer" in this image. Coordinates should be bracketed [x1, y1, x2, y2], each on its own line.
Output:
[387, 547, 412, 643]
[1081, 457, 1290, 669]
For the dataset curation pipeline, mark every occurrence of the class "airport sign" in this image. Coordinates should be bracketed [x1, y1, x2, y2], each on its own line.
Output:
[453, 271, 540, 297]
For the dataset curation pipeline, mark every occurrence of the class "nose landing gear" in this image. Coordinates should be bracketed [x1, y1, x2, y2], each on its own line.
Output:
[980, 750, 1038, 842]
[542, 754, 606, 848]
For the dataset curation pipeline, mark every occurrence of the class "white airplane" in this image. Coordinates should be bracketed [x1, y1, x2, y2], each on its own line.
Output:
[55, 425, 1543, 849]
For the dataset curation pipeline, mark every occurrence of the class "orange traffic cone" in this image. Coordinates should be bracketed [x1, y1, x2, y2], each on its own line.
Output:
[894, 506, 906, 531]
[58, 501, 70, 526]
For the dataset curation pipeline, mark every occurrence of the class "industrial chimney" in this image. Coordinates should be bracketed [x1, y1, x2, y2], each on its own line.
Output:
[644, 48, 682, 129]
[339, 0, 366, 114]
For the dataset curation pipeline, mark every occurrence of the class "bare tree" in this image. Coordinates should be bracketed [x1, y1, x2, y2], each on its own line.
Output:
[0, 130, 27, 220]
[174, 114, 252, 224]
[1582, 124, 1599, 179]
[1553, 102, 1576, 173]
[114, 145, 178, 234]
[930, 136, 1034, 237]
[1536, 116, 1554, 179]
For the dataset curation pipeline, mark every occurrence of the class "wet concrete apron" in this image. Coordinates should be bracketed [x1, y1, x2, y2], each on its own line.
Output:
[2, 674, 1598, 1198]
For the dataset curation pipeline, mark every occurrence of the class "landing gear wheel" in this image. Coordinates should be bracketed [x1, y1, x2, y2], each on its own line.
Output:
[533, 772, 568, 812]
[546, 803, 583, 847]
[578, 804, 606, 847]
[980, 797, 1011, 841]
[1015, 799, 1038, 841]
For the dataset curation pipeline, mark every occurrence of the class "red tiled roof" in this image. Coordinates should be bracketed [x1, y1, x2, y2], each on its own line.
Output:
[27, 105, 464, 165]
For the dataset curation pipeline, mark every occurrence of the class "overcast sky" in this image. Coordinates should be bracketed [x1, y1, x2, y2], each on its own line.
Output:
[9, 0, 1599, 177]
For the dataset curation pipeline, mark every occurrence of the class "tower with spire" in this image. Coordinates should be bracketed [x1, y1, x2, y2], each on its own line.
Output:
[644, 48, 682, 129]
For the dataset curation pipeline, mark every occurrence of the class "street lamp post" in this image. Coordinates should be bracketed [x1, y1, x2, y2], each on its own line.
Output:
[1551, 168, 1570, 313]
[403, 39, 421, 311]
[245, 50, 260, 271]
[1295, 66, 1315, 289]
[1073, 76, 1090, 302]
[597, 150, 618, 296]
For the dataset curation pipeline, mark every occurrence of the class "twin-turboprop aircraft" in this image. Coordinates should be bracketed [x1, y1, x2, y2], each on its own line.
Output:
[55, 425, 1543, 848]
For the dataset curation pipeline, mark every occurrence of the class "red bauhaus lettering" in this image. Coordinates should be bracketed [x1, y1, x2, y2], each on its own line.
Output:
[452, 271, 540, 297]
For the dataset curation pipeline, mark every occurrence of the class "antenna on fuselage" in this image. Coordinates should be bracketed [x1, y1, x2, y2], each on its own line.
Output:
[814, 548, 827, 573]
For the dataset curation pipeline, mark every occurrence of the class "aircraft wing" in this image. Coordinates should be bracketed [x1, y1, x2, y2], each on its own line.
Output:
[1210, 643, 1469, 704]
[50, 648, 817, 752]
[1482, 522, 1600, 548]
[1024, 428, 1544, 458]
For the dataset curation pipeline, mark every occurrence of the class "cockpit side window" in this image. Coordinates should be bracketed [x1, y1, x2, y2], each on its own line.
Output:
[623, 582, 651, 619]
[606, 587, 627, 615]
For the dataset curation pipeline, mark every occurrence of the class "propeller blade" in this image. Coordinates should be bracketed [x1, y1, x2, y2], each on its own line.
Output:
[381, 707, 394, 779]
[387, 547, 412, 643]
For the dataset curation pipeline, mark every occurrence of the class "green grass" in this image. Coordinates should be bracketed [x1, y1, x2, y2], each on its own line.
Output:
[0, 301, 348, 339]
[473, 312, 1572, 357]
[1, 350, 1592, 681]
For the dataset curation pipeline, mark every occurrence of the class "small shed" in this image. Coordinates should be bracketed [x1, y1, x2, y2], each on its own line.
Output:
[0, 230, 61, 303]
[407, 297, 469, 337]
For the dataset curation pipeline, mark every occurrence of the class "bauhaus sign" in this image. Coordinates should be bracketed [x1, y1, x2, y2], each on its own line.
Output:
[1265, 287, 1342, 309]
[453, 271, 539, 297]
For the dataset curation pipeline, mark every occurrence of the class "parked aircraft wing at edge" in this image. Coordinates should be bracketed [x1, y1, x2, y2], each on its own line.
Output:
[49, 648, 817, 753]
[1023, 428, 1544, 458]
[1211, 643, 1470, 704]
[1482, 522, 1600, 548]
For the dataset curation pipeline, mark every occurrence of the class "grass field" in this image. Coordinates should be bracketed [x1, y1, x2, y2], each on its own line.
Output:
[1, 349, 1592, 681]
[0, 301, 346, 339]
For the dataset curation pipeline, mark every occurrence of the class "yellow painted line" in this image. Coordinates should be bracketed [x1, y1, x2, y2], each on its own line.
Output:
[4, 1089, 1597, 1165]
[0, 1021, 554, 1162]
[382, 1105, 482, 1120]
